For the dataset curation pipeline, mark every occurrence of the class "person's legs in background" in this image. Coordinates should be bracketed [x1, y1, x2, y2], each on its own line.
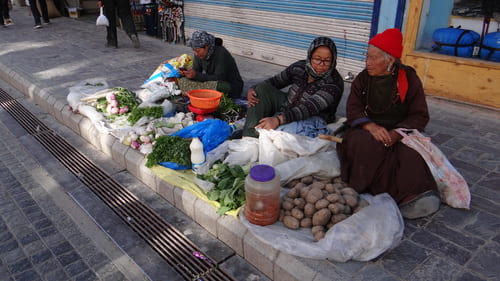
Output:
[27, 0, 42, 27]
[2, 0, 13, 25]
[116, 0, 139, 48]
[0, 0, 5, 27]
[38, 0, 50, 24]
[103, 0, 118, 47]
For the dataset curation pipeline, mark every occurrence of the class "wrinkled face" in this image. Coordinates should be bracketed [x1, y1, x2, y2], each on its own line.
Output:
[193, 45, 210, 59]
[366, 45, 394, 76]
[310, 46, 333, 74]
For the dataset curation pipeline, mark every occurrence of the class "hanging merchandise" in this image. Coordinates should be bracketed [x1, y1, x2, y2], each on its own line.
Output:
[158, 0, 185, 44]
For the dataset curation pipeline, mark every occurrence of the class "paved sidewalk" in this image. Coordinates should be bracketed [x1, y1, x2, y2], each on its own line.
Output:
[1, 6, 499, 281]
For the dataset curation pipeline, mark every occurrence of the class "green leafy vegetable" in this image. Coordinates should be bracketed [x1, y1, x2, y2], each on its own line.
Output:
[198, 163, 249, 215]
[146, 135, 191, 168]
[127, 106, 163, 125]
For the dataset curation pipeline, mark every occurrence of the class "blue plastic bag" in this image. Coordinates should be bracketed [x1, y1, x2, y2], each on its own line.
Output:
[159, 161, 190, 170]
[172, 119, 231, 152]
[480, 32, 500, 62]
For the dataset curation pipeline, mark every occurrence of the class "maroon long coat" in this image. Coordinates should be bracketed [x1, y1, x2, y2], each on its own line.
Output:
[336, 66, 437, 203]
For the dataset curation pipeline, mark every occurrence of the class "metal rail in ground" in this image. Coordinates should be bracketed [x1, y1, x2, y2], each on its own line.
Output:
[0, 88, 236, 281]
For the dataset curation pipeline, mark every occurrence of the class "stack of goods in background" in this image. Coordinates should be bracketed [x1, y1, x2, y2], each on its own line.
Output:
[158, 0, 185, 44]
[130, 0, 145, 32]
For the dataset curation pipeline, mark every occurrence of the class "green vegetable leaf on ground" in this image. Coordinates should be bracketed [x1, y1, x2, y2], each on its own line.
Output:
[199, 162, 248, 215]
[146, 135, 191, 168]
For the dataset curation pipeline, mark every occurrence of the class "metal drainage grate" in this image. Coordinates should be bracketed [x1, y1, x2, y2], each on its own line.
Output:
[0, 88, 237, 281]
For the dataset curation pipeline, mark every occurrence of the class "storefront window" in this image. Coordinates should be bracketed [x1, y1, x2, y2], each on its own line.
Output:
[415, 0, 500, 62]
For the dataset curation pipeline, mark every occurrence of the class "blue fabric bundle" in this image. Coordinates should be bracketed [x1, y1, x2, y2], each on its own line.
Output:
[480, 32, 500, 62]
[432, 28, 480, 57]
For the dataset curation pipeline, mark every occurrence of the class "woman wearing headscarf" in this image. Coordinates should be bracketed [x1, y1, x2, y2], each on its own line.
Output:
[178, 30, 244, 99]
[336, 28, 440, 219]
[242, 36, 344, 138]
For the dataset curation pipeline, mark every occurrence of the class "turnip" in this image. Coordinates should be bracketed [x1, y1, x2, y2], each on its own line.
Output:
[122, 136, 132, 146]
[131, 140, 140, 149]
[139, 135, 151, 144]
[129, 133, 138, 141]
[119, 106, 129, 114]
[110, 107, 119, 115]
[106, 104, 113, 114]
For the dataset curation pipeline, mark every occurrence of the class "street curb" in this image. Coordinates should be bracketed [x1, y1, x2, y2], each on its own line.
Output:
[0, 61, 333, 281]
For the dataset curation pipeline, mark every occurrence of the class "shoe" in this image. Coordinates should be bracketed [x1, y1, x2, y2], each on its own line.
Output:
[4, 19, 13, 25]
[43, 20, 51, 24]
[129, 34, 140, 48]
[34, 24, 42, 29]
[105, 42, 118, 48]
[1, 25, 6, 28]
[399, 190, 441, 219]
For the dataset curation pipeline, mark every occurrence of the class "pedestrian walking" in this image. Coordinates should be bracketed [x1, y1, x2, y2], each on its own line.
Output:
[2, 0, 13, 25]
[28, 0, 50, 28]
[98, 0, 140, 48]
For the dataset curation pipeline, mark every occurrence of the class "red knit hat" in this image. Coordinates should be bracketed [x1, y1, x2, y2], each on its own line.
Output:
[368, 28, 403, 59]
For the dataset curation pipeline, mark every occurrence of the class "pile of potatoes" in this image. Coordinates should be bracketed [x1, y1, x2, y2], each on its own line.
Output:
[279, 176, 369, 241]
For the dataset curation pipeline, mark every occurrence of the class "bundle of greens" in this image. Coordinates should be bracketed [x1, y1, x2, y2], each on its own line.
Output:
[145, 135, 191, 168]
[94, 87, 140, 115]
[198, 163, 250, 215]
[127, 106, 163, 125]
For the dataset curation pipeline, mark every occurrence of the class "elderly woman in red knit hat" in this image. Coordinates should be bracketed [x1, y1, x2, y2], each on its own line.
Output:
[336, 28, 440, 219]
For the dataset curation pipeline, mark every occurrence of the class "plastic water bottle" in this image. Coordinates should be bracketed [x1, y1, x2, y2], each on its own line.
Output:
[190, 137, 205, 174]
[244, 165, 281, 226]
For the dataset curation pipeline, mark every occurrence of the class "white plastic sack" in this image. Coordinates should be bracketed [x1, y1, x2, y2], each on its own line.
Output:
[240, 193, 404, 262]
[274, 150, 341, 185]
[223, 138, 260, 166]
[257, 129, 334, 166]
[96, 7, 109, 27]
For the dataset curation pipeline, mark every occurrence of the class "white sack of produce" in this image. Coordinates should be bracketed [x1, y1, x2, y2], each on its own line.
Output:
[240, 193, 404, 262]
[257, 129, 334, 166]
[275, 150, 340, 185]
[223, 138, 260, 166]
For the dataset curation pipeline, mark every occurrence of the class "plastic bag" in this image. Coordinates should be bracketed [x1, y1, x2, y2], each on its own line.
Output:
[257, 129, 334, 166]
[96, 7, 109, 27]
[395, 129, 471, 209]
[274, 150, 340, 185]
[172, 119, 231, 153]
[240, 193, 404, 261]
[142, 63, 180, 88]
[223, 138, 260, 166]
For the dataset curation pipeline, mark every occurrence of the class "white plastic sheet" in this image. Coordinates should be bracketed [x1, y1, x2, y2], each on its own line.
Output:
[240, 193, 404, 262]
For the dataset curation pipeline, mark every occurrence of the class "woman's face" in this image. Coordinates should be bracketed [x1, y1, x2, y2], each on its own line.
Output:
[310, 46, 333, 74]
[193, 45, 210, 59]
[366, 45, 394, 76]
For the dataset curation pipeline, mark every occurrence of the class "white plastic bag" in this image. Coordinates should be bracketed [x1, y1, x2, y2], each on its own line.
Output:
[240, 193, 404, 262]
[274, 150, 341, 185]
[257, 129, 334, 166]
[96, 7, 109, 27]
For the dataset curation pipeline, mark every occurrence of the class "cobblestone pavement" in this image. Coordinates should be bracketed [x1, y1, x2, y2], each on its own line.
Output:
[0, 5, 499, 281]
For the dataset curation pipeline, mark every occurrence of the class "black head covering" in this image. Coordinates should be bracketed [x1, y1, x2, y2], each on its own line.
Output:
[305, 37, 338, 80]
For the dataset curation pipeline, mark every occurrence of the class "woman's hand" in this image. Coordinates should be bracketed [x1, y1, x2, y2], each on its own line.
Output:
[255, 117, 280, 130]
[247, 88, 260, 107]
[362, 122, 393, 146]
[178, 69, 196, 79]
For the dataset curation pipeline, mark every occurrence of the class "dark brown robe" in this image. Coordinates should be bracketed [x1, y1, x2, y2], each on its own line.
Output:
[337, 66, 437, 203]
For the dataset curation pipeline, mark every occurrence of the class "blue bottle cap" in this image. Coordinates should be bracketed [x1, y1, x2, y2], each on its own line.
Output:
[250, 165, 275, 182]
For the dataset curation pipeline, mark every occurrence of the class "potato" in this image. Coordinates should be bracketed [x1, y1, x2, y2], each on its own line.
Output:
[328, 203, 345, 214]
[311, 225, 325, 235]
[343, 194, 358, 208]
[287, 188, 299, 199]
[314, 231, 325, 242]
[306, 188, 324, 204]
[332, 177, 343, 184]
[293, 197, 306, 209]
[300, 217, 312, 228]
[291, 207, 305, 220]
[331, 213, 348, 224]
[343, 205, 352, 215]
[326, 222, 334, 229]
[322, 190, 329, 198]
[294, 182, 307, 191]
[285, 196, 294, 204]
[304, 203, 316, 217]
[299, 186, 310, 199]
[279, 210, 285, 221]
[284, 210, 291, 216]
[288, 179, 300, 189]
[283, 216, 300, 230]
[341, 187, 359, 197]
[331, 182, 345, 190]
[325, 183, 337, 193]
[326, 193, 341, 203]
[282, 200, 294, 211]
[300, 175, 314, 185]
[309, 181, 326, 190]
[315, 199, 329, 210]
[358, 199, 369, 208]
[312, 208, 332, 226]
